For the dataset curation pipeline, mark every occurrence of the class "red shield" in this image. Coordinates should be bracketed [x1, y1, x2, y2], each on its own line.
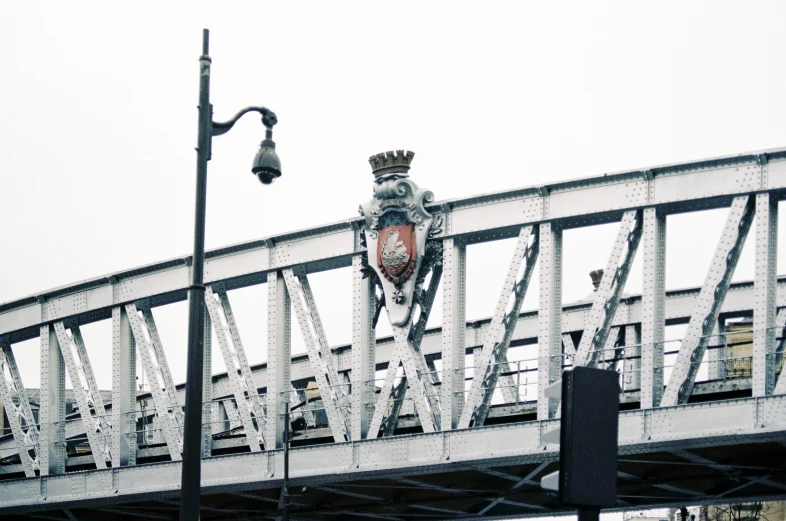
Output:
[377, 224, 417, 285]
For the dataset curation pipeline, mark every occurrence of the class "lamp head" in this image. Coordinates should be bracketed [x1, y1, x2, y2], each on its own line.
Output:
[251, 128, 281, 184]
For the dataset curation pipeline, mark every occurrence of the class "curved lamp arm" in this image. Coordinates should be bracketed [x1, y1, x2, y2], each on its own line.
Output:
[212, 106, 277, 137]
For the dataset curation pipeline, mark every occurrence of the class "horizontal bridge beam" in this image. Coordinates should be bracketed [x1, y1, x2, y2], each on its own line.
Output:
[1, 394, 783, 513]
[2, 149, 786, 341]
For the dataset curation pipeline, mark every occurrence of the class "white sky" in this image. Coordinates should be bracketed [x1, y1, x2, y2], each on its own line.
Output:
[2, 3, 786, 487]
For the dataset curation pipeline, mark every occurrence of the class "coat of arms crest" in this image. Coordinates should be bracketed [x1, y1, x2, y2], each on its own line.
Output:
[359, 150, 441, 326]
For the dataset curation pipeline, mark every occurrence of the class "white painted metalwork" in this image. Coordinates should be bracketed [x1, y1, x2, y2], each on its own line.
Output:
[266, 271, 290, 450]
[125, 303, 183, 460]
[2, 148, 786, 513]
[754, 192, 778, 397]
[662, 196, 755, 406]
[459, 225, 539, 428]
[53, 322, 112, 468]
[39, 324, 65, 476]
[623, 325, 641, 391]
[600, 327, 622, 371]
[204, 286, 265, 451]
[283, 268, 351, 442]
[367, 262, 443, 437]
[640, 206, 666, 408]
[1, 393, 781, 512]
[0, 342, 40, 477]
[538, 222, 562, 421]
[111, 306, 136, 468]
[574, 210, 642, 368]
[774, 307, 786, 395]
[351, 255, 376, 440]
[441, 239, 466, 431]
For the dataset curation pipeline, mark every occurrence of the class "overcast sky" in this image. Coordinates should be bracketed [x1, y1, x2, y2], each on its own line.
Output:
[3, 1, 786, 443]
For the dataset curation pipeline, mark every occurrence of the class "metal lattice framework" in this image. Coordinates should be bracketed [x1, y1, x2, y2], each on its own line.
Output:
[2, 148, 786, 518]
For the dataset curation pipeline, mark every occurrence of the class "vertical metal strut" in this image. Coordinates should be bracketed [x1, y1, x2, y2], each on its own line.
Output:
[368, 264, 443, 437]
[661, 196, 755, 406]
[574, 210, 643, 368]
[0, 341, 40, 477]
[753, 192, 778, 397]
[351, 256, 376, 440]
[538, 222, 562, 420]
[459, 225, 539, 429]
[39, 324, 65, 476]
[204, 286, 266, 451]
[266, 271, 291, 450]
[111, 306, 137, 467]
[641, 207, 666, 408]
[283, 269, 351, 442]
[441, 238, 466, 431]
[125, 303, 183, 460]
[53, 323, 112, 468]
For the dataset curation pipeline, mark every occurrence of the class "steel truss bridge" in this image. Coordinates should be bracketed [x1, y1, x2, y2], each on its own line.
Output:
[2, 149, 786, 520]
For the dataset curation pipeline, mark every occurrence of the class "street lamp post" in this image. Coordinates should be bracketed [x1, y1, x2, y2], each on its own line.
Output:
[180, 28, 281, 520]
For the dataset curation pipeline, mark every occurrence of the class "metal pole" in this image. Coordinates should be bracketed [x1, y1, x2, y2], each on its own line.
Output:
[180, 28, 212, 521]
[283, 401, 290, 521]
[579, 508, 600, 521]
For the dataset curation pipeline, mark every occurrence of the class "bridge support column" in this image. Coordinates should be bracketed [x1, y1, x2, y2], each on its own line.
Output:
[441, 239, 466, 431]
[266, 271, 291, 450]
[538, 222, 562, 420]
[39, 324, 65, 476]
[754, 192, 778, 397]
[351, 256, 376, 440]
[112, 306, 137, 467]
[641, 207, 666, 409]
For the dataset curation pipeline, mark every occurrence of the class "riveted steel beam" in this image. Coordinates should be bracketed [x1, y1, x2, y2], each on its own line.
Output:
[754, 193, 778, 397]
[459, 225, 539, 429]
[367, 263, 443, 438]
[601, 327, 622, 371]
[662, 196, 755, 406]
[574, 210, 643, 368]
[351, 256, 376, 440]
[707, 320, 727, 382]
[640, 211, 667, 408]
[204, 286, 265, 451]
[623, 325, 641, 391]
[39, 324, 65, 476]
[283, 269, 351, 442]
[223, 398, 241, 429]
[0, 341, 40, 477]
[111, 306, 137, 467]
[476, 460, 553, 515]
[266, 271, 290, 450]
[538, 222, 562, 420]
[125, 303, 183, 460]
[53, 323, 112, 468]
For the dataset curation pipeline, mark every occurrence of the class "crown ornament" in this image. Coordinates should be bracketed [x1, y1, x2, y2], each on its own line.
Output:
[369, 150, 415, 178]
